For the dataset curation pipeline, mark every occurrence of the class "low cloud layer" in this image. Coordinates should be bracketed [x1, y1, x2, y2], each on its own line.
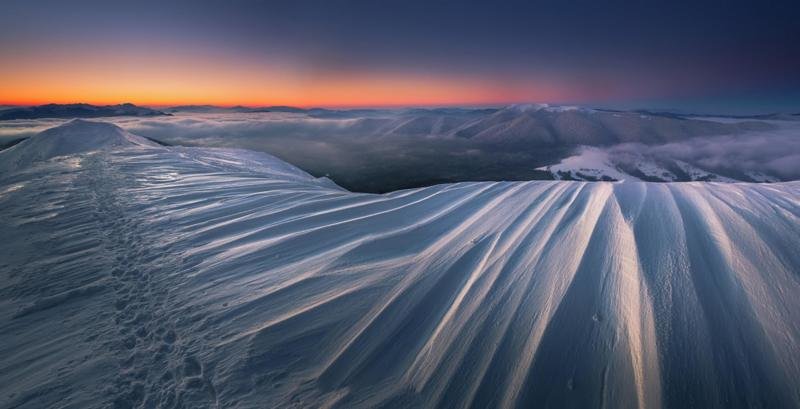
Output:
[606, 125, 800, 179]
[0, 112, 562, 192]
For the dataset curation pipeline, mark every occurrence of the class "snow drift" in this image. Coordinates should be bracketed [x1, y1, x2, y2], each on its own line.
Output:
[1, 121, 799, 408]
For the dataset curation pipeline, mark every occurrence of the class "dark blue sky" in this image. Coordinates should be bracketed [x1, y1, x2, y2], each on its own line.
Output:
[1, 0, 799, 113]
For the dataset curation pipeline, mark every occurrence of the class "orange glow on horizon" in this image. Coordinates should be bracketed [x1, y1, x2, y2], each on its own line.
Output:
[0, 46, 594, 108]
[0, 74, 572, 109]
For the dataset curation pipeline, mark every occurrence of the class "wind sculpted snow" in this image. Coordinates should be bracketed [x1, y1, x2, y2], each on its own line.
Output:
[1, 121, 799, 408]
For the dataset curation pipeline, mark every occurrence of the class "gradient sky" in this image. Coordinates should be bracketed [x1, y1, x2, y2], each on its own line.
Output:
[1, 0, 799, 113]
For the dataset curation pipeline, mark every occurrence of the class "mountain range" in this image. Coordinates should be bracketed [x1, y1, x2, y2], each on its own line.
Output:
[1, 103, 795, 187]
[0, 103, 169, 120]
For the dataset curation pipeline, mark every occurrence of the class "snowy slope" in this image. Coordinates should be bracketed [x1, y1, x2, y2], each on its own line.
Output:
[1, 121, 799, 409]
[537, 146, 638, 181]
[0, 119, 158, 172]
[539, 146, 754, 182]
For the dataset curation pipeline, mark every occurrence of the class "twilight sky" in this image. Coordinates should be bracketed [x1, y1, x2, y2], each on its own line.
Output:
[1, 0, 798, 113]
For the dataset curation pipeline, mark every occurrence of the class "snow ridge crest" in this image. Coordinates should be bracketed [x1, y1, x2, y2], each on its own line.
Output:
[0, 119, 158, 171]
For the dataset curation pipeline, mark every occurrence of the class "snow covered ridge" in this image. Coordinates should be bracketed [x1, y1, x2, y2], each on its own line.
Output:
[0, 119, 158, 172]
[1, 121, 799, 408]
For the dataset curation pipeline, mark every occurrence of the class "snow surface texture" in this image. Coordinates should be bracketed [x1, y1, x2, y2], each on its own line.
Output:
[1, 121, 799, 408]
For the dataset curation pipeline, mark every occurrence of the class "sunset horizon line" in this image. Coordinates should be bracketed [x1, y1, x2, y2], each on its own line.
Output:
[0, 99, 572, 110]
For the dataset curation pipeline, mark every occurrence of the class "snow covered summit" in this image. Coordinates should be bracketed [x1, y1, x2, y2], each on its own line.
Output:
[0, 119, 158, 172]
[1, 122, 799, 408]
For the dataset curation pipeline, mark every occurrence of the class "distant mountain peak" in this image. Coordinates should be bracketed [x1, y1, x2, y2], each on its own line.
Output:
[505, 103, 588, 113]
[0, 103, 169, 120]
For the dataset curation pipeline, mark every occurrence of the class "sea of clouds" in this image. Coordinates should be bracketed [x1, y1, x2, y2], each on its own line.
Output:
[1, 112, 798, 189]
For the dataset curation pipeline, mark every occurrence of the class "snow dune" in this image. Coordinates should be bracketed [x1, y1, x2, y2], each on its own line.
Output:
[1, 121, 799, 408]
